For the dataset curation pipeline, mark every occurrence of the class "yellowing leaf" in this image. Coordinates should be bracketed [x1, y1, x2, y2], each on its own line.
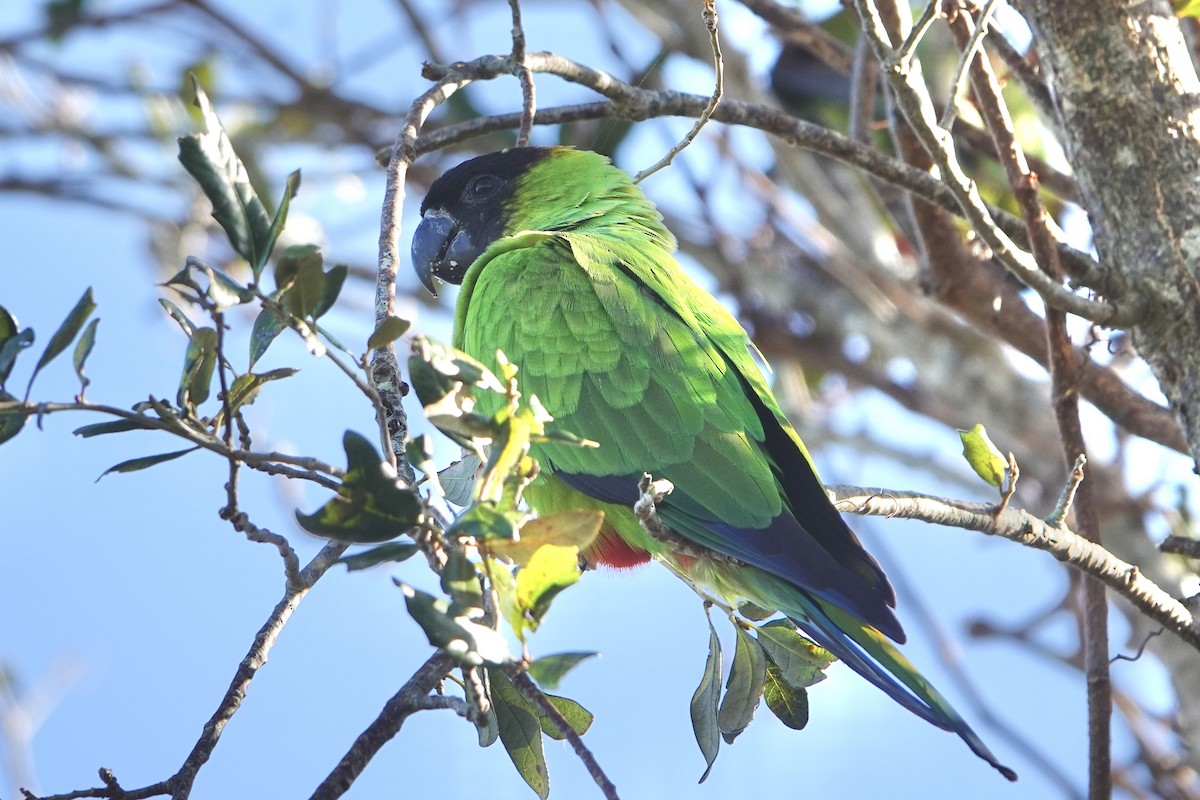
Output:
[1177, 0, 1200, 18]
[514, 544, 581, 634]
[487, 510, 603, 565]
[957, 423, 1008, 489]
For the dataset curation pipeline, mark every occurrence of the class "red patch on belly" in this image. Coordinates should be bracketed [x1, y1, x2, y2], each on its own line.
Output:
[586, 526, 651, 569]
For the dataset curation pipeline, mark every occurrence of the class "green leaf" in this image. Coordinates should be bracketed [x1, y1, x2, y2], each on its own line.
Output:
[957, 422, 1008, 489]
[204, 267, 254, 310]
[274, 244, 325, 319]
[312, 263, 346, 320]
[477, 679, 500, 748]
[408, 337, 505, 406]
[315, 322, 353, 355]
[72, 317, 99, 395]
[262, 169, 302, 272]
[337, 542, 420, 571]
[447, 502, 522, 543]
[514, 544, 581, 634]
[527, 652, 598, 691]
[46, 0, 86, 40]
[476, 407, 545, 505]
[439, 453, 482, 506]
[0, 325, 34, 389]
[441, 546, 484, 614]
[249, 305, 287, 367]
[397, 582, 512, 667]
[486, 510, 603, 566]
[177, 78, 273, 275]
[763, 664, 810, 730]
[73, 419, 150, 438]
[406, 433, 433, 470]
[756, 621, 834, 690]
[691, 615, 722, 783]
[488, 669, 550, 799]
[177, 326, 218, 408]
[408, 336, 505, 446]
[1177, 0, 1200, 17]
[0, 306, 17, 344]
[159, 298, 197, 337]
[295, 431, 422, 542]
[489, 558, 523, 637]
[717, 625, 768, 744]
[26, 288, 95, 399]
[737, 601, 774, 621]
[214, 367, 298, 427]
[367, 315, 412, 351]
[0, 388, 26, 445]
[97, 447, 199, 480]
[536, 694, 594, 740]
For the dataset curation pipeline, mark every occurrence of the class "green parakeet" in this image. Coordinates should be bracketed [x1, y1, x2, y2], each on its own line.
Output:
[411, 146, 1016, 780]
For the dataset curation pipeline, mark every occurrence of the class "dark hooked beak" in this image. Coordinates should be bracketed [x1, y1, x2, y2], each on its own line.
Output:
[411, 211, 478, 296]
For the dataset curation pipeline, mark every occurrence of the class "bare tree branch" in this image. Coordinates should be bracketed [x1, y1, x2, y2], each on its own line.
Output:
[309, 653, 458, 800]
[827, 485, 1200, 653]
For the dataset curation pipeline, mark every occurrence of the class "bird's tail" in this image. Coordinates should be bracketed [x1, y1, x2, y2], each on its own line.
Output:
[784, 592, 1018, 781]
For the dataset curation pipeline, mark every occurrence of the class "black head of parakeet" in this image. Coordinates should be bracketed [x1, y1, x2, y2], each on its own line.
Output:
[411, 147, 552, 295]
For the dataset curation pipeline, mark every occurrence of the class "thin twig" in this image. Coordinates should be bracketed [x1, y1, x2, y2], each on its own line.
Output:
[993, 451, 1020, 520]
[940, 0, 1001, 130]
[1110, 628, 1164, 664]
[893, 0, 940, 67]
[634, 0, 722, 183]
[310, 653, 458, 800]
[1047, 454, 1087, 528]
[508, 0, 536, 147]
[848, 32, 878, 144]
[507, 669, 621, 800]
[1161, 536, 1200, 559]
[19, 541, 358, 800]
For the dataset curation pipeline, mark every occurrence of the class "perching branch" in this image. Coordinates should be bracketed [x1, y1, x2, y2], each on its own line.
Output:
[825, 484, 1200, 653]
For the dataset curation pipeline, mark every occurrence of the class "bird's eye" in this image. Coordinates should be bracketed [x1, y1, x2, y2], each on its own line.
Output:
[463, 174, 501, 204]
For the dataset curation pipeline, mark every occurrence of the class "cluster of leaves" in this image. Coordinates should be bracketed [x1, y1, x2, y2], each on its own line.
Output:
[358, 335, 608, 797]
[0, 81, 379, 484]
[689, 607, 834, 782]
[0, 288, 96, 445]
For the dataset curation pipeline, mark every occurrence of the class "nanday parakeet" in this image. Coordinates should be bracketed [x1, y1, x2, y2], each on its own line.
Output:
[411, 146, 1016, 780]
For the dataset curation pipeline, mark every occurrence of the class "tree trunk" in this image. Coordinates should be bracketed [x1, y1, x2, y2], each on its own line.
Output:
[1019, 0, 1200, 461]
[1019, 0, 1200, 771]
